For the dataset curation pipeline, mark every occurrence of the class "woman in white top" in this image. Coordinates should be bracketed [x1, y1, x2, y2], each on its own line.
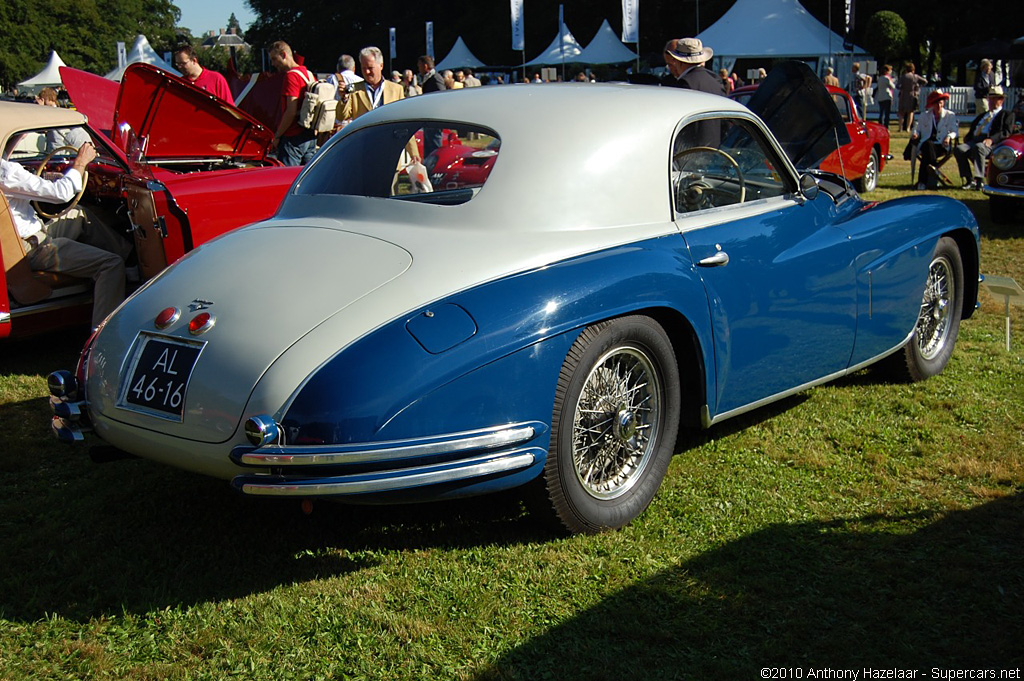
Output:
[874, 64, 897, 128]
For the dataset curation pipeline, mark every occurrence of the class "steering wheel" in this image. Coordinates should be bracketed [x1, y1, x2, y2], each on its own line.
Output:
[673, 146, 745, 211]
[32, 145, 89, 220]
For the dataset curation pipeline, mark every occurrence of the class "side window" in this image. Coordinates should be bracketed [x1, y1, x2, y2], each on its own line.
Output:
[832, 94, 852, 123]
[672, 117, 789, 215]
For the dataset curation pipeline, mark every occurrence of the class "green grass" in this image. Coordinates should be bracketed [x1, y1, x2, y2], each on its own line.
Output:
[1, 130, 1021, 679]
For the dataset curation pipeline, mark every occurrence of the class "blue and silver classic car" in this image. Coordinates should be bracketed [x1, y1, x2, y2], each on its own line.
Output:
[49, 64, 980, 534]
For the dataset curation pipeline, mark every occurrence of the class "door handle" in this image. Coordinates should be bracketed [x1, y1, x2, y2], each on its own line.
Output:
[698, 251, 730, 267]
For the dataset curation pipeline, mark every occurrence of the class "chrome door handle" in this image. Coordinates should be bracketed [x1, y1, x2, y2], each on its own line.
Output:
[698, 251, 730, 267]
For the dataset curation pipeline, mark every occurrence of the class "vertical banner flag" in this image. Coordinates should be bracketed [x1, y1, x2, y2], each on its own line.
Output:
[117, 42, 127, 70]
[622, 0, 639, 43]
[844, 0, 855, 50]
[426, 21, 434, 59]
[559, 4, 565, 60]
[389, 27, 397, 60]
[510, 0, 524, 51]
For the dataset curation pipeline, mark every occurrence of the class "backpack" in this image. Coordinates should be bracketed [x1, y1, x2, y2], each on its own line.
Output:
[294, 69, 338, 133]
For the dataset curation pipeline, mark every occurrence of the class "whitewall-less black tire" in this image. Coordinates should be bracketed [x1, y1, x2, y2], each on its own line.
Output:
[891, 236, 964, 382]
[542, 316, 681, 534]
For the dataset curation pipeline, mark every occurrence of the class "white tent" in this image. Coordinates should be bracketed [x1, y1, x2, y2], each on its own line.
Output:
[524, 23, 583, 67]
[697, 0, 869, 76]
[571, 20, 637, 64]
[105, 35, 179, 81]
[18, 51, 67, 91]
[435, 36, 486, 71]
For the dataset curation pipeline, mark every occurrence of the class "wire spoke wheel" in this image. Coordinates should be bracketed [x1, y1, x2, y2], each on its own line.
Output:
[541, 316, 681, 534]
[888, 236, 964, 382]
[915, 254, 953, 360]
[572, 346, 661, 500]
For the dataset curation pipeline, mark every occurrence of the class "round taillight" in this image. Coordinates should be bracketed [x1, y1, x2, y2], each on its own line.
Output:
[188, 312, 215, 335]
[155, 306, 180, 329]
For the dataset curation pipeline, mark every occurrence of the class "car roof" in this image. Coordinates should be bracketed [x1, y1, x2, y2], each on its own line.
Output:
[310, 84, 756, 232]
[0, 100, 86, 139]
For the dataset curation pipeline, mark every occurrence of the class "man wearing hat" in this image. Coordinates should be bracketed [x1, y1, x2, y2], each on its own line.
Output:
[663, 37, 725, 147]
[954, 86, 1015, 190]
[911, 90, 958, 189]
[662, 37, 725, 96]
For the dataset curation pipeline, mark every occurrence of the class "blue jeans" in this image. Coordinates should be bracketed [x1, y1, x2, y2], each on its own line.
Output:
[878, 100, 892, 128]
[277, 131, 316, 166]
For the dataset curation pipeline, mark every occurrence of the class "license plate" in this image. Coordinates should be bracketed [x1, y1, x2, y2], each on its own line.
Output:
[118, 334, 204, 420]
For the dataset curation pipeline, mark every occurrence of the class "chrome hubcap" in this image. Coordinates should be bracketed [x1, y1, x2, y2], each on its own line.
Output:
[916, 255, 953, 360]
[572, 346, 661, 500]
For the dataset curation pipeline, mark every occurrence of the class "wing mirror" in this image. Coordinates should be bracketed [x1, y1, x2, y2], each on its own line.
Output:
[799, 173, 819, 201]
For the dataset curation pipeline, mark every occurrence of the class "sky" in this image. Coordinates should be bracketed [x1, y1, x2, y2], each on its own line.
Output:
[174, 0, 256, 36]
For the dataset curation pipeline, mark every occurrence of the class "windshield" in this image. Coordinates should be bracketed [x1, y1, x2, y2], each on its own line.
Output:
[296, 122, 501, 206]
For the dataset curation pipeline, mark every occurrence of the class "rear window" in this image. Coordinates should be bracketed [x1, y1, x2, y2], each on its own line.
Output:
[296, 122, 501, 206]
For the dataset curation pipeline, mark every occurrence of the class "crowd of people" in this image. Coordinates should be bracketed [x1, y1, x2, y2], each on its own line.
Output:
[1, 34, 1015, 328]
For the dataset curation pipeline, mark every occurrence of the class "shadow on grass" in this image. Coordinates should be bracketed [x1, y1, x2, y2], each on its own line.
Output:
[475, 494, 1024, 679]
[0, 391, 547, 622]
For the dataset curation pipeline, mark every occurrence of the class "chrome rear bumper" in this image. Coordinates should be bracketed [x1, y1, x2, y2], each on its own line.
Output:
[229, 421, 548, 497]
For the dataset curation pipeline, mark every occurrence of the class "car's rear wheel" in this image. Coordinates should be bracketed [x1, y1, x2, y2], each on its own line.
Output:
[855, 148, 879, 193]
[889, 237, 963, 382]
[990, 196, 1015, 224]
[541, 316, 680, 534]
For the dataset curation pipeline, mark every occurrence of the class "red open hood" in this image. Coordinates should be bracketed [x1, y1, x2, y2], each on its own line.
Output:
[68, 62, 273, 163]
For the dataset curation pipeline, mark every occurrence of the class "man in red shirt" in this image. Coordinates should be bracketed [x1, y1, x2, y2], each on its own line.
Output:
[172, 46, 234, 105]
[268, 40, 316, 166]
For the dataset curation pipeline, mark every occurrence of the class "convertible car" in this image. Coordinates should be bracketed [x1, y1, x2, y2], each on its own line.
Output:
[731, 83, 890, 192]
[0, 63, 299, 339]
[48, 63, 979, 534]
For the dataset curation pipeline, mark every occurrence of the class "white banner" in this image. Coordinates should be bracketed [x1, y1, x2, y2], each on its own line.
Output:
[426, 21, 434, 59]
[510, 0, 524, 52]
[389, 27, 397, 60]
[621, 0, 639, 43]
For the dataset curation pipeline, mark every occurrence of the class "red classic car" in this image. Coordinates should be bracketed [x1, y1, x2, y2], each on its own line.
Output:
[424, 136, 500, 191]
[1, 63, 300, 339]
[732, 84, 890, 192]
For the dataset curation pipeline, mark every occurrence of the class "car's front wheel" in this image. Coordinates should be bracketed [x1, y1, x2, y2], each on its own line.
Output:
[541, 316, 681, 534]
[889, 236, 964, 381]
[855, 148, 879, 193]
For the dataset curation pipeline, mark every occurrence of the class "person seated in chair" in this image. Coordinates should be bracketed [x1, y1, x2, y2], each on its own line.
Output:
[954, 86, 1014, 190]
[1, 141, 130, 327]
[911, 90, 958, 190]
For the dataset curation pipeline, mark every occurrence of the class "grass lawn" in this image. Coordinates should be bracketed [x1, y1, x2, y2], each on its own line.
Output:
[1, 129, 1021, 679]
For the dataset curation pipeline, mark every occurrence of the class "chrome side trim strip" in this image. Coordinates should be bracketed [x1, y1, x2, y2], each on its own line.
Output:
[235, 448, 541, 497]
[706, 332, 913, 427]
[0, 311, 10, 326]
[236, 422, 543, 467]
[982, 186, 1024, 199]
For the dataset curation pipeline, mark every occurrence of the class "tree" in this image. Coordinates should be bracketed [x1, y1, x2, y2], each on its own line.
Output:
[0, 0, 180, 89]
[862, 11, 906, 66]
[228, 12, 242, 38]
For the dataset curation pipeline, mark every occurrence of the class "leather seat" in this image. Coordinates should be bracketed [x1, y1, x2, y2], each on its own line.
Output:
[1, 193, 89, 306]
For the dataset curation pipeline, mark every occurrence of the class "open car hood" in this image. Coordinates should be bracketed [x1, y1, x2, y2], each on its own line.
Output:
[743, 61, 851, 171]
[87, 62, 273, 163]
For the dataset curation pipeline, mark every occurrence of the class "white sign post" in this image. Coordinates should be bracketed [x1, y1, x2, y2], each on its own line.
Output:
[981, 275, 1024, 351]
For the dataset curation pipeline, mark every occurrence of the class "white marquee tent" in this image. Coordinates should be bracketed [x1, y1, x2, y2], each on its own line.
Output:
[105, 35, 179, 81]
[571, 19, 637, 65]
[524, 23, 583, 67]
[697, 0, 869, 77]
[17, 51, 67, 91]
[435, 36, 486, 71]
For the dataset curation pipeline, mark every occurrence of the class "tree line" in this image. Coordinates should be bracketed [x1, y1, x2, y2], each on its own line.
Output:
[3, 0, 1022, 89]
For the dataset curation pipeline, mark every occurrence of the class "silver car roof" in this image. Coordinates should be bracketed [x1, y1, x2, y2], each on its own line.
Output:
[302, 84, 757, 232]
